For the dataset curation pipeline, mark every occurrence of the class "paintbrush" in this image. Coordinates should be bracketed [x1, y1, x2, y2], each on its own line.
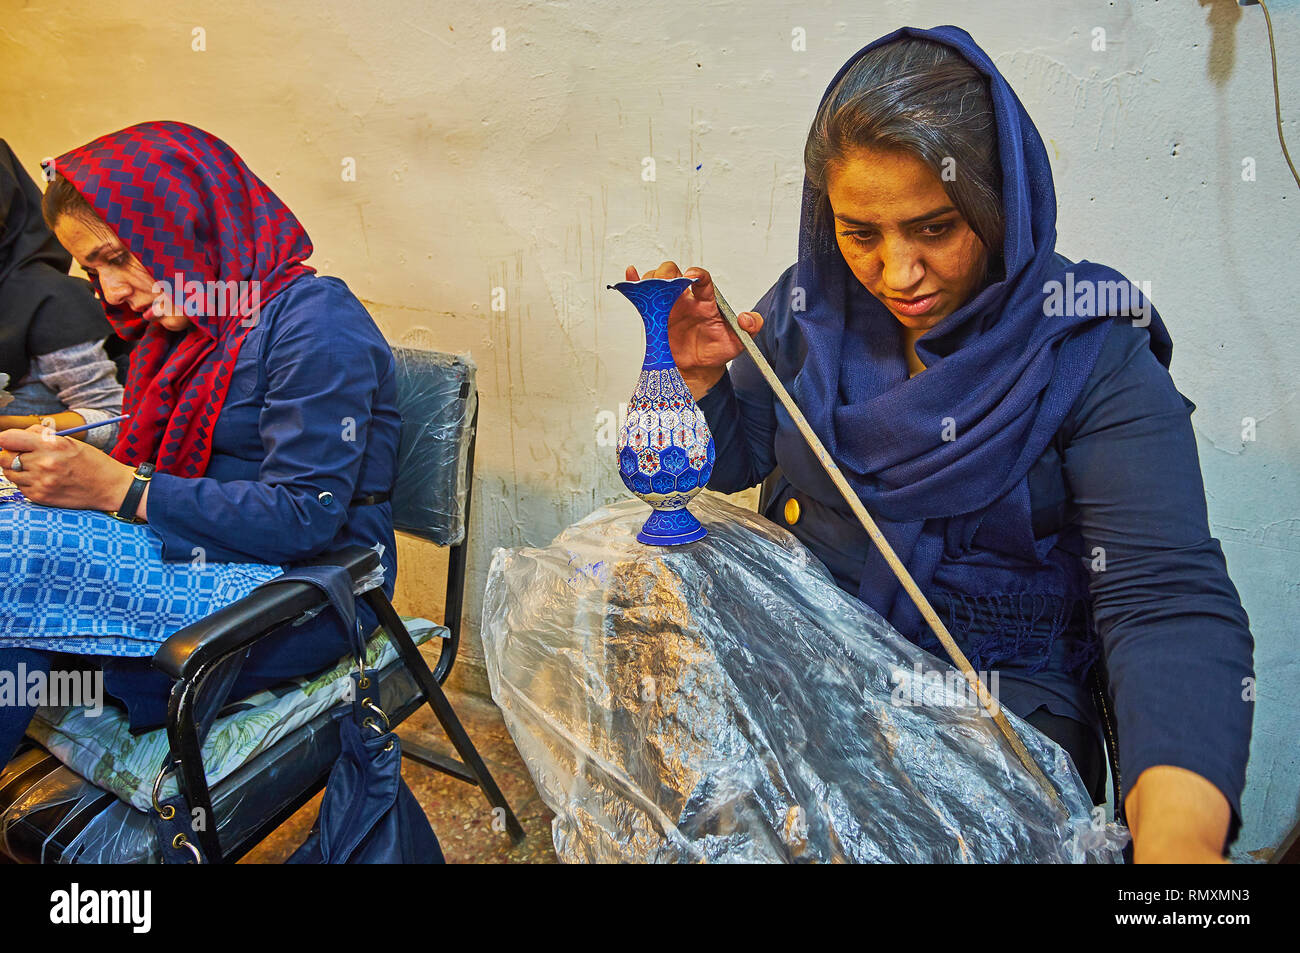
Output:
[53, 414, 130, 438]
[0, 413, 129, 438]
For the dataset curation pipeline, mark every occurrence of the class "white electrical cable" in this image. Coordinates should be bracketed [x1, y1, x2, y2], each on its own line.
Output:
[1257, 0, 1300, 190]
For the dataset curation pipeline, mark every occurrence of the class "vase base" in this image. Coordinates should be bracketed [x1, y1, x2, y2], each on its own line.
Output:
[637, 507, 707, 546]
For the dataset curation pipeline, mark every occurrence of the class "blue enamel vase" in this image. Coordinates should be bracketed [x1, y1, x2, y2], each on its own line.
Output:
[610, 276, 715, 545]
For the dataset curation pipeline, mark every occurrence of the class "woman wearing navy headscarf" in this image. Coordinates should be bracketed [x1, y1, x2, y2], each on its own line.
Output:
[632, 27, 1254, 863]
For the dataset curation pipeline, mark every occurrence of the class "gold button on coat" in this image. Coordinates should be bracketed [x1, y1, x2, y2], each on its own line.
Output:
[784, 497, 801, 525]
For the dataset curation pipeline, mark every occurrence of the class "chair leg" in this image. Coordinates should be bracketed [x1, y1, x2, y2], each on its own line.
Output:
[364, 590, 525, 844]
[165, 662, 225, 863]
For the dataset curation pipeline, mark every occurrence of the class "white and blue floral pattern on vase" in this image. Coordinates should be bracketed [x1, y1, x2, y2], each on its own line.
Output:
[609, 276, 715, 545]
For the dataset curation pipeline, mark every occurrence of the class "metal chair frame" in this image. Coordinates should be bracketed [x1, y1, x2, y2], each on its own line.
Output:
[152, 398, 524, 863]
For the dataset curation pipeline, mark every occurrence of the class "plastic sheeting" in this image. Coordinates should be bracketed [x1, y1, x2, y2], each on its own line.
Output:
[390, 348, 476, 547]
[483, 493, 1127, 863]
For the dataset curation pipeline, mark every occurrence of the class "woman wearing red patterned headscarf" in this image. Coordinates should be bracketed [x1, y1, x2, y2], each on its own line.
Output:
[0, 122, 402, 758]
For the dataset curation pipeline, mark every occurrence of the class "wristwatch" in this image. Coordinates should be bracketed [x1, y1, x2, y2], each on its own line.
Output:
[111, 462, 156, 523]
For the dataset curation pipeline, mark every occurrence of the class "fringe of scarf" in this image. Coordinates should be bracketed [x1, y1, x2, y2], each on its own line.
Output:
[910, 590, 1100, 677]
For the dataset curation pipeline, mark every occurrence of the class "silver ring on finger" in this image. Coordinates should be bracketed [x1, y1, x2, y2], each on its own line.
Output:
[9, 453, 21, 472]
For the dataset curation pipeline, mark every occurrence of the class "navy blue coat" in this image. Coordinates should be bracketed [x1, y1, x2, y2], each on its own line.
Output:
[698, 267, 1255, 830]
[100, 275, 401, 729]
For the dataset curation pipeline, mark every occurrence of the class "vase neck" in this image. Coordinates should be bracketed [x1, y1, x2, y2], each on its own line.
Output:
[611, 277, 695, 372]
[640, 310, 675, 370]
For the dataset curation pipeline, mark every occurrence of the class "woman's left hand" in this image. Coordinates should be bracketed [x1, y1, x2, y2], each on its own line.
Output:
[0, 423, 135, 511]
[1126, 765, 1232, 864]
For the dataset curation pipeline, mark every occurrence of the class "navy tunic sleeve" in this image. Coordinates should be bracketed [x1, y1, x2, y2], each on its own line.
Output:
[695, 275, 787, 492]
[697, 373, 770, 491]
[1060, 319, 1255, 827]
[145, 277, 399, 572]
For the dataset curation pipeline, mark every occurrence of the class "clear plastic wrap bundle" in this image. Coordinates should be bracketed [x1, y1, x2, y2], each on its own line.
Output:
[482, 493, 1127, 863]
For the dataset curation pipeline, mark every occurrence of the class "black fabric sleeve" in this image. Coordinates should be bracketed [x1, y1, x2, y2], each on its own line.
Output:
[23, 266, 113, 358]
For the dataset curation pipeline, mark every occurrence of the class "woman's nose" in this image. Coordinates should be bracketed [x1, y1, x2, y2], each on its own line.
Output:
[100, 274, 132, 305]
[880, 242, 924, 292]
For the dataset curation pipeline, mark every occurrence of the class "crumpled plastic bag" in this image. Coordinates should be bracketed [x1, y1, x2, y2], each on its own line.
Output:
[482, 493, 1127, 863]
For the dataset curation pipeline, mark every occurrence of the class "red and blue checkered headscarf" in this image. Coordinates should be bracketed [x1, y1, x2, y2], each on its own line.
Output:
[51, 121, 314, 477]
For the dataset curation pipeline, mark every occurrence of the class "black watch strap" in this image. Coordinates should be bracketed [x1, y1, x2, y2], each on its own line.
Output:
[112, 462, 156, 523]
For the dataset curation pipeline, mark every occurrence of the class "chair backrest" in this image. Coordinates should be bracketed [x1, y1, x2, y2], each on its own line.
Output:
[390, 348, 477, 546]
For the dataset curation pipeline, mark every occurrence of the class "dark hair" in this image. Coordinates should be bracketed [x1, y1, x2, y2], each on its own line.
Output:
[804, 38, 1005, 256]
[41, 170, 98, 231]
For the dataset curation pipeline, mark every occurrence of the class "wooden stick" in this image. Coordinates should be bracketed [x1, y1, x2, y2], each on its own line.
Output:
[712, 286, 1063, 809]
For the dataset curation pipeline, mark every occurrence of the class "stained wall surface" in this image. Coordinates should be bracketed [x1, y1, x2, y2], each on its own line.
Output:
[2, 0, 1295, 858]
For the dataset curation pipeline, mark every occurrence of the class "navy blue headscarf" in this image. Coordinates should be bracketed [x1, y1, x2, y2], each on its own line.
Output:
[781, 25, 1173, 648]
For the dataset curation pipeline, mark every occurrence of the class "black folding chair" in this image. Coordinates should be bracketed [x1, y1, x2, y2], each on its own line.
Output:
[0, 348, 523, 863]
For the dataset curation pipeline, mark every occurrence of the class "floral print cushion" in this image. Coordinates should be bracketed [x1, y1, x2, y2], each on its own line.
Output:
[27, 617, 441, 813]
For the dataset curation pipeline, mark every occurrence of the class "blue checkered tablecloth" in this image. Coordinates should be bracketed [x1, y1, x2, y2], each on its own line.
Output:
[1, 500, 283, 656]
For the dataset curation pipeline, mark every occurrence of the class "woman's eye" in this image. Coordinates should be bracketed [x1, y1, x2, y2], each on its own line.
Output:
[919, 222, 952, 238]
[841, 231, 876, 245]
[107, 253, 130, 266]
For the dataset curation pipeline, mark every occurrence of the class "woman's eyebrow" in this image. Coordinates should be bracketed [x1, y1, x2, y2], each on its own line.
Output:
[82, 242, 115, 264]
[835, 205, 958, 228]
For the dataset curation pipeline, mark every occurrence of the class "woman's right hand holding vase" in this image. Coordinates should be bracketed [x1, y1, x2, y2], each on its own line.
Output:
[624, 262, 764, 400]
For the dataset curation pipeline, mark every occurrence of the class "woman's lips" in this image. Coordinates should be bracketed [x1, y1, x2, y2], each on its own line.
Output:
[886, 292, 940, 317]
